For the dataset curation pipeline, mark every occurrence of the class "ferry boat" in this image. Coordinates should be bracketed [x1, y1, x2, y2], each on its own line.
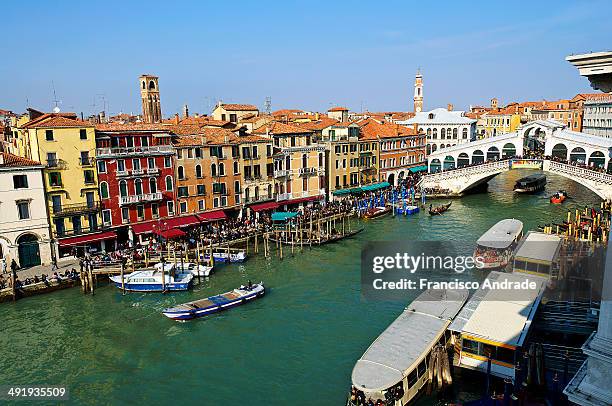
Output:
[154, 262, 213, 277]
[162, 282, 265, 320]
[109, 269, 193, 292]
[474, 219, 523, 270]
[348, 289, 468, 406]
[513, 173, 546, 193]
[200, 250, 247, 263]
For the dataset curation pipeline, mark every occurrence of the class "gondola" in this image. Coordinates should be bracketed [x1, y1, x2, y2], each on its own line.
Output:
[428, 202, 451, 215]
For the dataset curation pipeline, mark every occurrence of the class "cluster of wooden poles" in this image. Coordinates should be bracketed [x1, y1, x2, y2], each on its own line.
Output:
[541, 201, 611, 243]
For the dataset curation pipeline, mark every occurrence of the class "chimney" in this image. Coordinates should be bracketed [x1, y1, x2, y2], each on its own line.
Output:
[447, 103, 453, 111]
[99, 111, 106, 123]
[200, 135, 207, 144]
[413, 123, 419, 133]
[183, 104, 189, 118]
[174, 113, 179, 125]
[224, 134, 229, 143]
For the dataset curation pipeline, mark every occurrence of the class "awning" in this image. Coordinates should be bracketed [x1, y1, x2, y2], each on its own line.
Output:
[249, 201, 280, 212]
[196, 209, 227, 221]
[361, 182, 390, 192]
[157, 228, 186, 239]
[271, 211, 299, 222]
[409, 165, 428, 173]
[333, 189, 352, 196]
[282, 195, 323, 205]
[58, 231, 117, 247]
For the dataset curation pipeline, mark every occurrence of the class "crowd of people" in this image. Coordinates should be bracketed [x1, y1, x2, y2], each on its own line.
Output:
[0, 269, 79, 290]
[348, 384, 404, 406]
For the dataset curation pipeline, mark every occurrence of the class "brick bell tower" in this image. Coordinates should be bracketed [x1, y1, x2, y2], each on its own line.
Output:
[413, 69, 423, 113]
[140, 74, 162, 123]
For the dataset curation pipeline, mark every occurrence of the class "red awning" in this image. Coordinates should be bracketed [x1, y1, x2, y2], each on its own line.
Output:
[58, 231, 117, 247]
[249, 201, 280, 212]
[157, 228, 186, 239]
[131, 215, 203, 234]
[196, 210, 227, 221]
[282, 195, 323, 205]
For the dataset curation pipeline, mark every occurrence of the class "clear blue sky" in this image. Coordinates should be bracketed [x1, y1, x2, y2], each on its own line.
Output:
[2, 0, 610, 116]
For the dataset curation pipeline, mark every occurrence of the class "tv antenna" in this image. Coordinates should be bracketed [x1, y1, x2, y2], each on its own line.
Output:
[51, 81, 61, 112]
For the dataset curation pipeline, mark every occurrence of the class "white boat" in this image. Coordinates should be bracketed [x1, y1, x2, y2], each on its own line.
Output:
[154, 262, 213, 277]
[474, 219, 523, 270]
[349, 289, 469, 406]
[200, 250, 247, 263]
[109, 269, 193, 292]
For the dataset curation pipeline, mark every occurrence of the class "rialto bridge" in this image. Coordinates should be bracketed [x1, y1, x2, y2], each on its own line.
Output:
[418, 120, 612, 199]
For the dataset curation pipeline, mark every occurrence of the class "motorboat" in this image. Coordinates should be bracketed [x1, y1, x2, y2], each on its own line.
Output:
[109, 269, 193, 292]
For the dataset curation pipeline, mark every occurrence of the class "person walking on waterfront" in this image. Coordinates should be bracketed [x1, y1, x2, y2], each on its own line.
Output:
[1, 257, 6, 274]
[10, 259, 18, 274]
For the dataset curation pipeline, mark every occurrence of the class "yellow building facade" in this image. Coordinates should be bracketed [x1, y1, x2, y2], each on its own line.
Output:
[482, 107, 522, 137]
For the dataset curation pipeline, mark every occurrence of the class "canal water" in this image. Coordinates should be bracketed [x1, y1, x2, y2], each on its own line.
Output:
[0, 170, 602, 406]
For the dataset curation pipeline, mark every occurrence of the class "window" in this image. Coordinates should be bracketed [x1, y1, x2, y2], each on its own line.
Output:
[149, 178, 157, 193]
[54, 218, 65, 236]
[164, 156, 171, 168]
[211, 163, 217, 177]
[219, 163, 225, 176]
[195, 165, 202, 178]
[17, 201, 30, 219]
[213, 183, 226, 194]
[178, 186, 189, 197]
[178, 166, 185, 180]
[233, 161, 239, 174]
[80, 151, 90, 165]
[180, 201, 188, 213]
[84, 170, 95, 184]
[117, 159, 126, 173]
[197, 185, 205, 195]
[46, 152, 58, 167]
[167, 201, 175, 216]
[165, 176, 173, 191]
[221, 114, 226, 121]
[119, 180, 128, 197]
[148, 157, 155, 169]
[80, 129, 87, 140]
[72, 216, 82, 234]
[407, 370, 418, 388]
[417, 359, 427, 377]
[234, 180, 241, 193]
[151, 203, 159, 218]
[121, 207, 129, 223]
[102, 209, 111, 225]
[302, 177, 308, 192]
[195, 148, 202, 158]
[229, 114, 237, 122]
[137, 205, 144, 220]
[141, 137, 149, 147]
[100, 182, 109, 199]
[135, 179, 143, 195]
[13, 175, 28, 189]
[45, 129, 54, 141]
[51, 195, 62, 213]
[266, 145, 272, 157]
[198, 200, 205, 211]
[97, 160, 106, 173]
[187, 148, 193, 159]
[49, 172, 62, 187]
[133, 159, 141, 171]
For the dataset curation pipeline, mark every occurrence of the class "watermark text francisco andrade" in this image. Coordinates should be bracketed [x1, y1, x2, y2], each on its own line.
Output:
[372, 277, 538, 291]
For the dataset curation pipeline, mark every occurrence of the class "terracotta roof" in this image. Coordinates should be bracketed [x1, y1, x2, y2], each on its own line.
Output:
[219, 103, 259, 111]
[272, 109, 304, 116]
[95, 123, 171, 132]
[328, 106, 349, 112]
[20, 113, 91, 129]
[252, 121, 313, 135]
[174, 128, 270, 146]
[356, 118, 418, 140]
[294, 117, 338, 131]
[584, 93, 612, 102]
[0, 152, 42, 167]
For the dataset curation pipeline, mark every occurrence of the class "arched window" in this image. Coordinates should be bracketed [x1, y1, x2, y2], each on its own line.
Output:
[148, 80, 156, 90]
[427, 128, 432, 137]
[149, 178, 157, 193]
[452, 128, 458, 139]
[165, 175, 173, 191]
[428, 113, 434, 120]
[302, 154, 307, 168]
[135, 179, 143, 195]
[219, 163, 225, 176]
[432, 128, 438, 139]
[447, 128, 452, 138]
[211, 163, 217, 177]
[177, 166, 185, 180]
[119, 180, 128, 197]
[441, 128, 446, 139]
[234, 180, 240, 193]
[100, 182, 109, 199]
[195, 165, 202, 178]
[285, 155, 291, 170]
[233, 161, 239, 174]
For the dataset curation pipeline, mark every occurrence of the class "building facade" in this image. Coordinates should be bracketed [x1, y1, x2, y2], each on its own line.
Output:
[212, 103, 259, 123]
[582, 93, 612, 138]
[140, 75, 162, 123]
[400, 107, 476, 154]
[0, 153, 53, 267]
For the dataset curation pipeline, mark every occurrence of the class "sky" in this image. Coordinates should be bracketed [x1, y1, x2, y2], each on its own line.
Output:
[1, 0, 611, 117]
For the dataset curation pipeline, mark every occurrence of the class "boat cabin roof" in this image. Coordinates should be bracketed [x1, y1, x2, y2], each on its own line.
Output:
[514, 231, 562, 264]
[449, 271, 545, 347]
[351, 289, 468, 392]
[477, 219, 524, 249]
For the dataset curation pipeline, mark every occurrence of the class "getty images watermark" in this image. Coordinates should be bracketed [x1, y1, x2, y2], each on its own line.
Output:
[361, 241, 541, 301]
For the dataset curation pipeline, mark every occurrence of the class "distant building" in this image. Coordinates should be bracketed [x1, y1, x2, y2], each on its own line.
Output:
[413, 71, 423, 113]
[482, 104, 522, 138]
[0, 152, 53, 267]
[212, 103, 259, 123]
[327, 107, 349, 122]
[140, 75, 162, 123]
[582, 93, 612, 138]
[399, 107, 476, 154]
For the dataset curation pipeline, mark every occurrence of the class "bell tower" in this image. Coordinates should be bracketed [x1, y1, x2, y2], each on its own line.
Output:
[413, 70, 423, 113]
[139, 74, 162, 123]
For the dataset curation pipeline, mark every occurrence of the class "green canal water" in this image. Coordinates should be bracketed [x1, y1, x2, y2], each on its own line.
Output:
[0, 170, 602, 406]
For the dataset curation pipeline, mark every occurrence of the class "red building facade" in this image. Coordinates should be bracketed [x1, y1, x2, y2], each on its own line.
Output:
[94, 124, 176, 238]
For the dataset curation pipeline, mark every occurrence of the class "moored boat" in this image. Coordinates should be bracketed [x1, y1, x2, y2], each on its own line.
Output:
[109, 269, 193, 292]
[428, 202, 451, 215]
[162, 282, 265, 320]
[550, 190, 567, 204]
[363, 206, 391, 219]
[200, 250, 247, 263]
[474, 218, 523, 270]
[154, 262, 213, 277]
[513, 173, 546, 193]
[348, 289, 468, 406]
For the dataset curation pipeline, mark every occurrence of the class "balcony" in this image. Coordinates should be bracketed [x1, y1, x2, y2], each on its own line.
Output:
[276, 192, 291, 201]
[118, 192, 163, 206]
[131, 168, 144, 175]
[244, 175, 263, 183]
[243, 155, 261, 160]
[79, 156, 94, 166]
[52, 202, 101, 217]
[274, 169, 291, 178]
[46, 159, 67, 169]
[299, 167, 317, 177]
[95, 145, 174, 158]
[146, 167, 159, 175]
[244, 194, 275, 204]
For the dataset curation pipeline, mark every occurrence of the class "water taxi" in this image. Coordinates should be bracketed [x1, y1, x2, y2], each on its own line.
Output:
[154, 262, 213, 277]
[513, 173, 546, 193]
[474, 219, 523, 270]
[449, 271, 546, 380]
[162, 282, 265, 320]
[200, 250, 247, 263]
[349, 289, 468, 405]
[363, 206, 391, 219]
[550, 190, 567, 204]
[109, 269, 193, 292]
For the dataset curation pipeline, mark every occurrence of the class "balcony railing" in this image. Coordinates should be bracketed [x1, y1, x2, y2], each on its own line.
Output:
[118, 192, 163, 206]
[96, 145, 174, 157]
[274, 169, 291, 178]
[276, 192, 291, 201]
[79, 157, 94, 166]
[131, 168, 144, 175]
[244, 194, 276, 204]
[146, 167, 159, 175]
[299, 167, 317, 177]
[46, 159, 67, 169]
[52, 202, 101, 217]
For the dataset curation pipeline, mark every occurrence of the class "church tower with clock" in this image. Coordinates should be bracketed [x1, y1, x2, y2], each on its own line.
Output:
[413, 70, 423, 113]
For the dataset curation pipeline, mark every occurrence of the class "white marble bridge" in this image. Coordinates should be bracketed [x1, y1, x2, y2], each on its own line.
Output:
[418, 120, 612, 199]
